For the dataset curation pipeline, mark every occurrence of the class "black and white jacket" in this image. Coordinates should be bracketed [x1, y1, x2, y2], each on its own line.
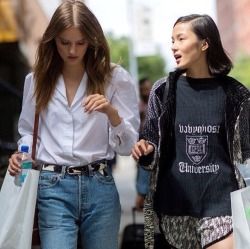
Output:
[139, 69, 250, 249]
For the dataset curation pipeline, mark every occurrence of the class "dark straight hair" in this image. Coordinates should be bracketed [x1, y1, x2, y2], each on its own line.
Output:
[174, 14, 233, 76]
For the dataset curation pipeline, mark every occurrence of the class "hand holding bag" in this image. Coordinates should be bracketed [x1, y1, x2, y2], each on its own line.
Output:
[231, 186, 250, 249]
[0, 113, 40, 249]
[0, 169, 39, 249]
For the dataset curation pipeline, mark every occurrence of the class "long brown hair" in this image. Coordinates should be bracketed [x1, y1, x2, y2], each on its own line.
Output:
[34, 0, 113, 112]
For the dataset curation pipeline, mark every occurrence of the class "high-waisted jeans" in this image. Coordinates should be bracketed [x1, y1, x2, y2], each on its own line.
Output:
[37, 166, 121, 249]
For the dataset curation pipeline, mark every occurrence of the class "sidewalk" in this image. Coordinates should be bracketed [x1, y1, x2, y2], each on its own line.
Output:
[113, 155, 144, 247]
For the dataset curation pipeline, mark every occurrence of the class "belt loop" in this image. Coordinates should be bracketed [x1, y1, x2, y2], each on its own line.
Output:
[60, 166, 66, 179]
[88, 164, 93, 176]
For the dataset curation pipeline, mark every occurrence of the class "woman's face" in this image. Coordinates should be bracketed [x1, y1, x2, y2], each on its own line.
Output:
[55, 27, 89, 68]
[171, 22, 207, 71]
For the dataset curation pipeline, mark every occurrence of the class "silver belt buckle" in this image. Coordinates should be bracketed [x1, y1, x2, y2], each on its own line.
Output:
[67, 165, 87, 175]
[42, 164, 55, 172]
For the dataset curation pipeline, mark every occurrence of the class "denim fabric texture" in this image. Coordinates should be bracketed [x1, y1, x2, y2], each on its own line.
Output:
[37, 165, 121, 249]
[136, 165, 150, 196]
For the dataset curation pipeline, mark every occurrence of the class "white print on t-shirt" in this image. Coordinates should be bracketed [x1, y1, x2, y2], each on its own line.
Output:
[179, 124, 220, 134]
[179, 162, 219, 174]
[177, 124, 221, 174]
[186, 135, 208, 164]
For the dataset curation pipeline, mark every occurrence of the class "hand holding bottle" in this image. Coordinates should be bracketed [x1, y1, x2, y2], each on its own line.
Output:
[8, 145, 32, 186]
[8, 152, 22, 176]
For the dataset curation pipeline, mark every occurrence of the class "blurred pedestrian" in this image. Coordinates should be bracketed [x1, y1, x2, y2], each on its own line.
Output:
[135, 77, 151, 211]
[8, 1, 139, 249]
[0, 0, 30, 155]
[132, 14, 250, 249]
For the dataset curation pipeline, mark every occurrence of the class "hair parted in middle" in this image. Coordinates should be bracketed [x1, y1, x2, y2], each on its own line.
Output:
[34, 0, 114, 112]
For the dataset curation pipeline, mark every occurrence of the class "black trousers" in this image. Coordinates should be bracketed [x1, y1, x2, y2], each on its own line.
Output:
[154, 233, 173, 249]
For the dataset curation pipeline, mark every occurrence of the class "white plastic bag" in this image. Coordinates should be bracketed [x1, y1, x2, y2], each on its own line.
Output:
[0, 169, 39, 249]
[231, 186, 250, 249]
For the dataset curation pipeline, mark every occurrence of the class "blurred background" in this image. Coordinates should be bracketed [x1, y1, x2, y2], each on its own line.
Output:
[0, 0, 250, 246]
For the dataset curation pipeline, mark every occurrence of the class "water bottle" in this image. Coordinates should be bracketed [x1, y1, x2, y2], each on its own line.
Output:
[14, 145, 32, 186]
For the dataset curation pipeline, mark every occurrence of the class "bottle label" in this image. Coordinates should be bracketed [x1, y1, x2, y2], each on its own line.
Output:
[22, 161, 32, 169]
[21, 161, 32, 185]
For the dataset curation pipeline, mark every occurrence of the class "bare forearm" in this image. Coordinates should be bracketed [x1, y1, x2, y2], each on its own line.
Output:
[106, 107, 122, 127]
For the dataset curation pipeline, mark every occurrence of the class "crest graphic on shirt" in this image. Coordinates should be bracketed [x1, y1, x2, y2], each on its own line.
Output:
[186, 135, 208, 164]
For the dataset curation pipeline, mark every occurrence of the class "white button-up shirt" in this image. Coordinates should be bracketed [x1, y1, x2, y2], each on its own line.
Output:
[18, 66, 140, 166]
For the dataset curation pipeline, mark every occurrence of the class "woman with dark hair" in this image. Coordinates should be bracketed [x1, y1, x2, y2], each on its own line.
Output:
[132, 14, 250, 249]
[8, 1, 139, 249]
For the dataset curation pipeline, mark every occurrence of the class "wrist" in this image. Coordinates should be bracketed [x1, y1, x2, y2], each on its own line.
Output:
[107, 107, 122, 127]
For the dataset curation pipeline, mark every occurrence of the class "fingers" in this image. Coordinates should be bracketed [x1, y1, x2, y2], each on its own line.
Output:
[83, 94, 108, 114]
[131, 143, 143, 161]
[132, 139, 153, 161]
[137, 141, 148, 153]
[8, 154, 21, 176]
[131, 141, 144, 160]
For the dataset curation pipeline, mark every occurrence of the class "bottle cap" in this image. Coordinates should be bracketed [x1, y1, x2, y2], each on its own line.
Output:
[20, 145, 29, 153]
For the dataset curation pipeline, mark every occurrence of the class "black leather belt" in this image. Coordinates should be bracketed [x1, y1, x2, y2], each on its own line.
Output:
[39, 159, 107, 175]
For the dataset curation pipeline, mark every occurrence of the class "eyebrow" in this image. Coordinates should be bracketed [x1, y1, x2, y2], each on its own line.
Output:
[59, 37, 86, 42]
[175, 32, 187, 37]
[172, 33, 188, 39]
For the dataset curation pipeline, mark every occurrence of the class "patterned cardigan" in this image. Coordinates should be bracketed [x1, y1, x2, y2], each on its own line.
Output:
[139, 69, 250, 249]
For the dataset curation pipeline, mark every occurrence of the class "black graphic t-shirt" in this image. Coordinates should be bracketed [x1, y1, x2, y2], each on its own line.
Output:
[156, 75, 238, 217]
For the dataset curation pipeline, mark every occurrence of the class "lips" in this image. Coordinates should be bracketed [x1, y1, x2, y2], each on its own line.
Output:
[174, 54, 181, 64]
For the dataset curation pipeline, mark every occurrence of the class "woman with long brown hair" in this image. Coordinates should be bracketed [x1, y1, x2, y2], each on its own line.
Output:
[8, 1, 140, 248]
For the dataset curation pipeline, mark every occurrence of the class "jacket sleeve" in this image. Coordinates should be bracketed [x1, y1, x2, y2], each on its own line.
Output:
[239, 100, 250, 163]
[138, 79, 166, 169]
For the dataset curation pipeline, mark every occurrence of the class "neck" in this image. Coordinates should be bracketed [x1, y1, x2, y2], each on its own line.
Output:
[183, 59, 212, 78]
[62, 66, 85, 87]
[62, 65, 85, 80]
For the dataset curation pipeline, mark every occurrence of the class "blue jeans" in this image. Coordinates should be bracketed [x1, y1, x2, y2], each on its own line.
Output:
[37, 166, 121, 249]
[136, 164, 150, 195]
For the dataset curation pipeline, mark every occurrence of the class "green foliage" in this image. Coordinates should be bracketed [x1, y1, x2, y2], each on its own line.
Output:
[106, 33, 167, 84]
[137, 55, 166, 83]
[229, 57, 250, 88]
[107, 33, 130, 71]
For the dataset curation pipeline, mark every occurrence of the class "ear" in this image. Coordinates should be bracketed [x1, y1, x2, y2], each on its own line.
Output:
[201, 40, 209, 51]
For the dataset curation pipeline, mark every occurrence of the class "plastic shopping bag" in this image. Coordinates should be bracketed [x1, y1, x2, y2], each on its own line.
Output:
[0, 169, 39, 249]
[231, 186, 250, 249]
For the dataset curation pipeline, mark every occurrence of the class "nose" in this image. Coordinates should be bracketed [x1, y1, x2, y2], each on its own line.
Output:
[171, 42, 177, 52]
[69, 43, 76, 55]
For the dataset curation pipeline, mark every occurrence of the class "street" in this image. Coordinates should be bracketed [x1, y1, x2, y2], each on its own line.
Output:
[113, 155, 144, 247]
